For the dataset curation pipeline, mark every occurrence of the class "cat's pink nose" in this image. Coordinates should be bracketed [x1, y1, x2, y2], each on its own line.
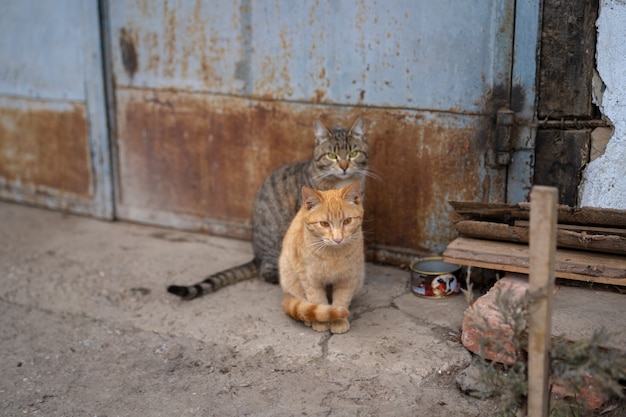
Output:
[333, 237, 343, 244]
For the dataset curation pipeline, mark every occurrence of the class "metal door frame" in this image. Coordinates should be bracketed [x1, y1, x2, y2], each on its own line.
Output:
[507, 0, 543, 203]
[86, 0, 114, 219]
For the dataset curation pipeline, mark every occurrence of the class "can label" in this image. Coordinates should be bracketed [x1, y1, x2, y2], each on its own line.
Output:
[411, 272, 459, 297]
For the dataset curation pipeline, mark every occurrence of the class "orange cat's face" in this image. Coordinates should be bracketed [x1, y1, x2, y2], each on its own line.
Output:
[301, 182, 364, 248]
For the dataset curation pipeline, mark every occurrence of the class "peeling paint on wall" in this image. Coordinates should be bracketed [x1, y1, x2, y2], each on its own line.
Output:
[580, 0, 626, 209]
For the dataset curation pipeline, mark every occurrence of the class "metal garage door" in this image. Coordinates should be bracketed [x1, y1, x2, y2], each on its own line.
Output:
[104, 0, 539, 260]
[0, 1, 541, 261]
[0, 0, 112, 219]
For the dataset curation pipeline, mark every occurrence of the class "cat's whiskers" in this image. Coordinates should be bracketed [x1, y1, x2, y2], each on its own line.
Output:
[348, 230, 365, 242]
[352, 228, 375, 245]
[361, 167, 382, 182]
[306, 238, 328, 254]
[311, 170, 341, 182]
[314, 167, 380, 186]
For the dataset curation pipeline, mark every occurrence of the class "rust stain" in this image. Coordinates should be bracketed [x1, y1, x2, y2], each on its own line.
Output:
[256, 26, 294, 99]
[365, 113, 489, 254]
[114, 90, 494, 251]
[116, 91, 314, 238]
[162, 0, 177, 78]
[119, 28, 138, 80]
[0, 101, 92, 198]
[143, 31, 160, 74]
[137, 0, 152, 18]
[314, 89, 326, 103]
[135, 0, 228, 90]
[183, 0, 222, 83]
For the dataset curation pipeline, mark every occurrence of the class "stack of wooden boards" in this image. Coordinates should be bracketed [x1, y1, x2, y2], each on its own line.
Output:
[442, 202, 626, 286]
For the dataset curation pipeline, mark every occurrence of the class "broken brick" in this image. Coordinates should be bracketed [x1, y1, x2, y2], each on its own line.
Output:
[461, 276, 530, 365]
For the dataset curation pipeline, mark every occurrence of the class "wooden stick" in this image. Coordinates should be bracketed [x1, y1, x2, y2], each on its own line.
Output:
[527, 186, 558, 417]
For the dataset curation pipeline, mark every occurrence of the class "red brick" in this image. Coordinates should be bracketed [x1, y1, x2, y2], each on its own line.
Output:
[551, 374, 609, 411]
[461, 275, 610, 410]
[461, 276, 530, 365]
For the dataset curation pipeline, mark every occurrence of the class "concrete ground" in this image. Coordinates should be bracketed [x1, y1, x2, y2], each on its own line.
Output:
[0, 200, 505, 416]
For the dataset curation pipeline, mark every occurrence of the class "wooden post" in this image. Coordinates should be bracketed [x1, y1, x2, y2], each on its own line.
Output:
[528, 186, 558, 417]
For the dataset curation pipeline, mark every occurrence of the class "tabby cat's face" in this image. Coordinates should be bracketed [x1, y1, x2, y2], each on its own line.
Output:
[312, 119, 369, 182]
[302, 182, 364, 248]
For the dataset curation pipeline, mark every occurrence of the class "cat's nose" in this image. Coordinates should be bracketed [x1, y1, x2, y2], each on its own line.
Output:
[338, 160, 349, 172]
[333, 236, 343, 244]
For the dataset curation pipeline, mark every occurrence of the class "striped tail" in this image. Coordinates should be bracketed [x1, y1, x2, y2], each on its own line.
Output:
[167, 260, 259, 300]
[282, 294, 349, 323]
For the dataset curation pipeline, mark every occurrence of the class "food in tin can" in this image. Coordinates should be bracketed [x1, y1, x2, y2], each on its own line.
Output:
[410, 257, 461, 298]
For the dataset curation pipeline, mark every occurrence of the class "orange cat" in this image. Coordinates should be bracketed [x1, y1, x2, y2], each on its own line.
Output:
[279, 181, 364, 334]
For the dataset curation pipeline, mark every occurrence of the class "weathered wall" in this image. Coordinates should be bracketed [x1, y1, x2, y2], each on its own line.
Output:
[579, 0, 626, 209]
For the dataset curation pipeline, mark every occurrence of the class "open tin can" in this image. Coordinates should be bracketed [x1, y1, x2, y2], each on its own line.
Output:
[410, 257, 461, 298]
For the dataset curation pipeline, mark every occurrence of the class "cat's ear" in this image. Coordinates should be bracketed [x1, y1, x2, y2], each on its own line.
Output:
[349, 118, 366, 140]
[342, 181, 362, 205]
[302, 186, 322, 210]
[313, 120, 330, 144]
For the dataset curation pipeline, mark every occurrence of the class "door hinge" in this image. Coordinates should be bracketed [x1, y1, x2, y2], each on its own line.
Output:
[488, 107, 515, 166]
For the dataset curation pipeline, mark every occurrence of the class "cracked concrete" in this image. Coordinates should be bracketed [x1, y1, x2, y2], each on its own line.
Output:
[0, 201, 499, 416]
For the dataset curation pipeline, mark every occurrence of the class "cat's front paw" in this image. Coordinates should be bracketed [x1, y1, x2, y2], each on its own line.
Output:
[330, 318, 350, 334]
[312, 321, 330, 332]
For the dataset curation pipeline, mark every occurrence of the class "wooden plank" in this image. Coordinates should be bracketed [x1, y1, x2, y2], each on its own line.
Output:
[515, 220, 626, 237]
[449, 201, 532, 222]
[442, 237, 626, 285]
[537, 0, 598, 118]
[527, 186, 558, 417]
[533, 130, 589, 207]
[454, 220, 626, 255]
[449, 201, 626, 228]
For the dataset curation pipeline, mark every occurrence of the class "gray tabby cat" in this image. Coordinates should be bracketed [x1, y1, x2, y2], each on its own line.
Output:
[167, 118, 369, 299]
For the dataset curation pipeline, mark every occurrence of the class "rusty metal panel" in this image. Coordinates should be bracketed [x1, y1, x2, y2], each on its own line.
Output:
[0, 97, 92, 197]
[246, 1, 511, 111]
[109, 1, 513, 111]
[0, 1, 113, 218]
[109, 1, 245, 94]
[114, 89, 494, 254]
[115, 90, 324, 238]
[366, 112, 493, 254]
[108, 0, 521, 256]
[0, 1, 85, 101]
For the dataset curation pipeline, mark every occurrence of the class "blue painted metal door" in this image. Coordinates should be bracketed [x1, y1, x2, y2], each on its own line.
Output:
[104, 0, 538, 259]
[0, 0, 113, 219]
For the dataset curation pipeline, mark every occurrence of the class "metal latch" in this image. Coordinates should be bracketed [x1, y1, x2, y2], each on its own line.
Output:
[494, 107, 514, 166]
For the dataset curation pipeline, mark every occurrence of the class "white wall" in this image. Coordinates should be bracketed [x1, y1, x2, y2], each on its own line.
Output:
[579, 0, 626, 209]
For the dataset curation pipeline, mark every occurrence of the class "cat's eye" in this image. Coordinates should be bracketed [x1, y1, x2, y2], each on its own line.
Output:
[343, 218, 352, 225]
[348, 151, 358, 158]
[319, 221, 330, 228]
[327, 153, 338, 160]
